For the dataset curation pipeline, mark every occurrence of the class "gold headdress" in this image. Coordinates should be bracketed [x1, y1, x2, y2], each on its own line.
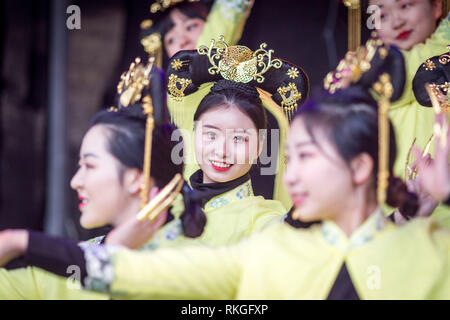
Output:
[324, 32, 387, 94]
[190, 36, 307, 119]
[116, 57, 184, 220]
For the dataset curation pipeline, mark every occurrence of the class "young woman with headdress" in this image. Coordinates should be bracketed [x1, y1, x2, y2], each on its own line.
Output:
[139, 0, 254, 67]
[166, 37, 309, 210]
[0, 54, 288, 298]
[355, 1, 450, 180]
[0, 59, 205, 299]
[405, 50, 450, 225]
[2, 38, 449, 300]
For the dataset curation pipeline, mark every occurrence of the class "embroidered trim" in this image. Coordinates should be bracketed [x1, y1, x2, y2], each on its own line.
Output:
[204, 179, 253, 211]
[79, 244, 118, 293]
[141, 219, 184, 251]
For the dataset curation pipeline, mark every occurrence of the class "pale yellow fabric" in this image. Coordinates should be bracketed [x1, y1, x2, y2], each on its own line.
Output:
[196, 0, 254, 48]
[108, 214, 450, 299]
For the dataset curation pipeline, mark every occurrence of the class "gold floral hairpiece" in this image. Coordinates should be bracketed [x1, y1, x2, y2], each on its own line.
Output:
[197, 35, 283, 84]
[150, 0, 199, 14]
[324, 32, 387, 94]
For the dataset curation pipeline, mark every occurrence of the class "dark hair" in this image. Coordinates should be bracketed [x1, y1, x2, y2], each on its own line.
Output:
[288, 90, 418, 222]
[413, 54, 450, 107]
[193, 80, 268, 133]
[89, 105, 206, 237]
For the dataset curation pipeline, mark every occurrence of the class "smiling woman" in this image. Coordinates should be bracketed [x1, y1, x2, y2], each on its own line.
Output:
[369, 0, 443, 50]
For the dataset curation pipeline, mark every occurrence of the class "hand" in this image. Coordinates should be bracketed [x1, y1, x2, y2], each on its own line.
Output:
[405, 178, 438, 218]
[411, 113, 450, 202]
[0, 230, 29, 267]
[105, 187, 168, 249]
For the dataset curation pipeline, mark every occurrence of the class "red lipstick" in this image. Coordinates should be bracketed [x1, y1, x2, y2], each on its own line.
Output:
[211, 161, 232, 172]
[396, 30, 412, 40]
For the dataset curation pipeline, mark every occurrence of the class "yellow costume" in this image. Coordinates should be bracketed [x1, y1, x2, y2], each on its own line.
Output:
[88, 211, 450, 299]
[390, 15, 450, 226]
[0, 179, 285, 300]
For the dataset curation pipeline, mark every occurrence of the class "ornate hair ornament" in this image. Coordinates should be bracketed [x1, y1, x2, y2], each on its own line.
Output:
[117, 57, 155, 108]
[277, 83, 302, 120]
[438, 45, 450, 65]
[150, 0, 199, 14]
[168, 74, 193, 102]
[197, 35, 283, 84]
[324, 32, 387, 94]
[373, 73, 393, 205]
[116, 57, 157, 208]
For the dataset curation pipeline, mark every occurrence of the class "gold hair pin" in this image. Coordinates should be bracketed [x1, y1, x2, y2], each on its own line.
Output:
[137, 173, 184, 222]
[150, 0, 199, 14]
[373, 73, 393, 205]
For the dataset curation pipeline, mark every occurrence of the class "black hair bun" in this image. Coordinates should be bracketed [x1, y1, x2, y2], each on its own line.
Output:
[210, 79, 260, 100]
[413, 53, 450, 107]
[357, 45, 406, 102]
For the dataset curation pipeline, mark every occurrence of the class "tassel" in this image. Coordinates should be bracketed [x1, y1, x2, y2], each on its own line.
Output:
[344, 0, 361, 52]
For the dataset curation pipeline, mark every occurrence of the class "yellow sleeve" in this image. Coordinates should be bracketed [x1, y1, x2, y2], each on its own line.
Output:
[87, 243, 245, 300]
[196, 0, 254, 47]
[0, 266, 108, 300]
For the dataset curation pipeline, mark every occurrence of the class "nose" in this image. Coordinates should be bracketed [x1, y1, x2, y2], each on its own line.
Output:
[391, 12, 405, 30]
[70, 167, 83, 191]
[283, 160, 298, 188]
[214, 137, 228, 160]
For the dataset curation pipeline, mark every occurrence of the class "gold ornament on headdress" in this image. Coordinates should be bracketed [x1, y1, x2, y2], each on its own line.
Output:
[150, 0, 199, 14]
[141, 32, 163, 68]
[197, 35, 283, 84]
[423, 59, 436, 71]
[137, 173, 184, 222]
[373, 73, 393, 205]
[117, 57, 157, 209]
[344, 0, 361, 52]
[168, 74, 192, 101]
[324, 33, 386, 94]
[277, 83, 302, 121]
[439, 45, 450, 65]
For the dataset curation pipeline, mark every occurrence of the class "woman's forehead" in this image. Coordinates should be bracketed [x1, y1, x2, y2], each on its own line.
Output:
[198, 105, 257, 131]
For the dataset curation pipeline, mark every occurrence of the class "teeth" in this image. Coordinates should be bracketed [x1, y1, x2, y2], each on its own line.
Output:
[82, 200, 88, 204]
[211, 161, 231, 168]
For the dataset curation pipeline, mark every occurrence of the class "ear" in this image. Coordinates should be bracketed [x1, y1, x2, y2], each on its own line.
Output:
[432, 0, 443, 20]
[123, 169, 154, 197]
[349, 153, 374, 185]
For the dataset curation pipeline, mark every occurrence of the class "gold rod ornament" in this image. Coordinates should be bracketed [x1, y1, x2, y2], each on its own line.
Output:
[137, 173, 184, 221]
[444, 0, 450, 17]
[140, 95, 155, 209]
[344, 0, 361, 52]
[373, 73, 393, 205]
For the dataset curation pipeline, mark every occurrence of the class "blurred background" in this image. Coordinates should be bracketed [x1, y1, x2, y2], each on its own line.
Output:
[0, 0, 372, 240]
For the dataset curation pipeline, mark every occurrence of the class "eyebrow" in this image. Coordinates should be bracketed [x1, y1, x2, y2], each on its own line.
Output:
[202, 124, 221, 130]
[80, 153, 99, 159]
[295, 141, 315, 148]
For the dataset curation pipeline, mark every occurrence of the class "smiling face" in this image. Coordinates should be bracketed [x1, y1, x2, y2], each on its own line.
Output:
[194, 104, 262, 184]
[70, 125, 137, 229]
[283, 117, 356, 222]
[164, 8, 205, 58]
[370, 0, 442, 50]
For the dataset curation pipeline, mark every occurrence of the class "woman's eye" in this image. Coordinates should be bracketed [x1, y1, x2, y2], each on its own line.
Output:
[298, 152, 312, 160]
[186, 22, 198, 32]
[205, 132, 216, 140]
[380, 13, 387, 20]
[233, 136, 246, 143]
[401, 2, 411, 9]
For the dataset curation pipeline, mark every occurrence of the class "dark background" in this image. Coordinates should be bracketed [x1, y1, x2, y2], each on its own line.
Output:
[0, 0, 371, 240]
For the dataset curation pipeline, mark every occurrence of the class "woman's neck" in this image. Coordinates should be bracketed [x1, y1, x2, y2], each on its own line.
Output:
[112, 198, 141, 228]
[333, 189, 378, 238]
